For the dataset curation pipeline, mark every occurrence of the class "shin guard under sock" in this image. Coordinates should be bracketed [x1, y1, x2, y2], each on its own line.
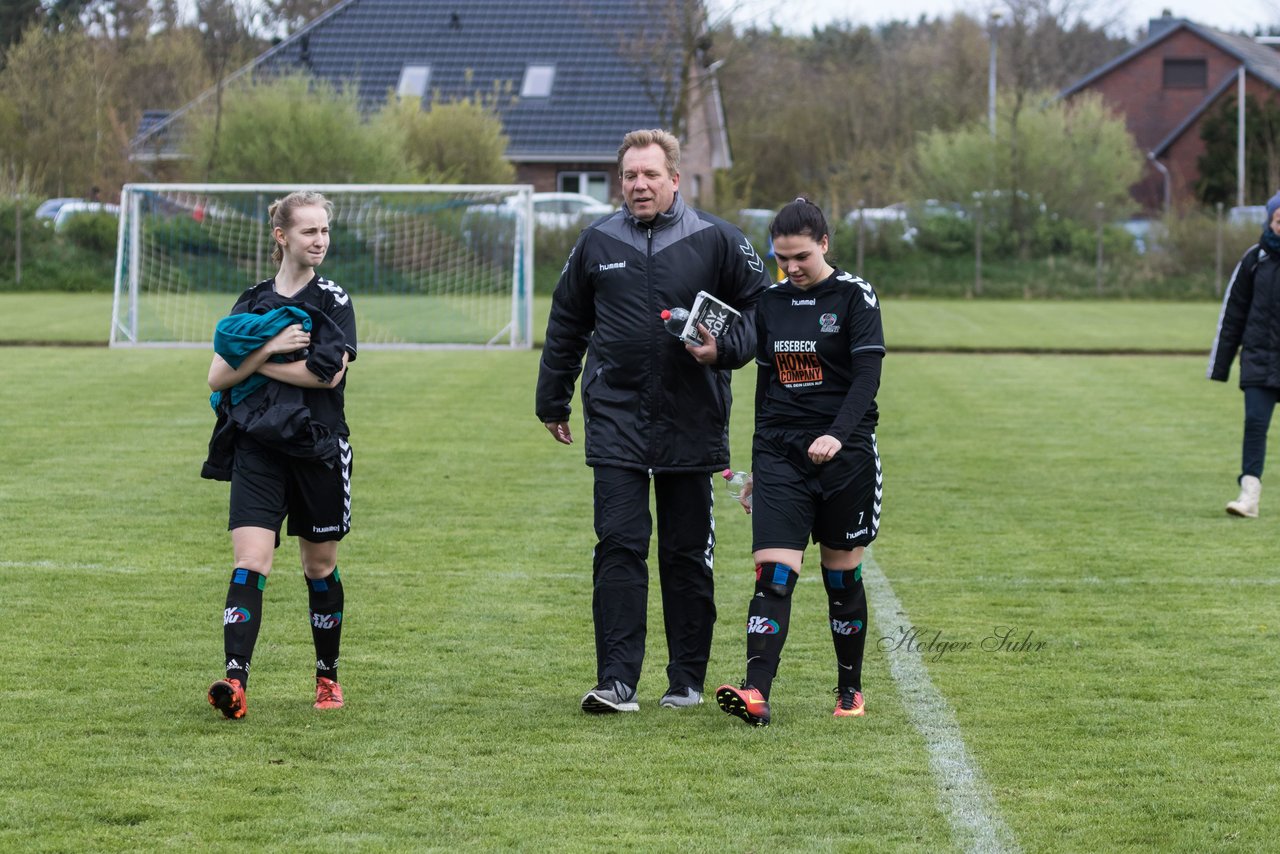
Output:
[744, 562, 799, 699]
[307, 568, 344, 681]
[823, 564, 867, 690]
[224, 568, 266, 686]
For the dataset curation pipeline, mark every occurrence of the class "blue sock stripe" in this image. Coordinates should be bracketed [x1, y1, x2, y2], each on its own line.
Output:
[232, 568, 267, 589]
[822, 565, 863, 590]
[772, 563, 795, 587]
[308, 576, 329, 592]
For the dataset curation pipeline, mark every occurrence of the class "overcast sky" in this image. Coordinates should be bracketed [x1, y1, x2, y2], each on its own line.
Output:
[709, 0, 1278, 38]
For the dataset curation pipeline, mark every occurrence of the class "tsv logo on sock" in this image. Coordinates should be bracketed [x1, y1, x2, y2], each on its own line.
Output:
[747, 615, 780, 635]
[311, 611, 343, 630]
[224, 607, 251, 625]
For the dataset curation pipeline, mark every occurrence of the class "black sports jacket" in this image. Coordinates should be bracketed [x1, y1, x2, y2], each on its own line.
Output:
[536, 193, 770, 472]
[1209, 243, 1280, 387]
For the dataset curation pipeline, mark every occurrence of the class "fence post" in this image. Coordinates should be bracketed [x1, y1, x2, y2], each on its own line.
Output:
[14, 196, 21, 286]
[973, 199, 983, 297]
[856, 198, 865, 277]
[1095, 201, 1105, 294]
[1215, 201, 1224, 297]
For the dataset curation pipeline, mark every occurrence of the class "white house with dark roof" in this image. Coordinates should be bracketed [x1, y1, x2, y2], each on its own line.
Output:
[130, 0, 732, 205]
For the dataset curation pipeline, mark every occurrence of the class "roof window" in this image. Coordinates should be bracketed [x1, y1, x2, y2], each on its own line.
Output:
[521, 64, 556, 98]
[397, 65, 431, 98]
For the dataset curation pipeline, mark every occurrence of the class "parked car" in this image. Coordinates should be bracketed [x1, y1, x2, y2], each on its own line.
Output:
[462, 192, 613, 256]
[844, 203, 917, 243]
[526, 192, 613, 229]
[53, 201, 120, 232]
[1120, 218, 1165, 255]
[1228, 205, 1268, 227]
[35, 197, 84, 222]
[465, 192, 612, 233]
[844, 204, 911, 227]
[734, 207, 775, 247]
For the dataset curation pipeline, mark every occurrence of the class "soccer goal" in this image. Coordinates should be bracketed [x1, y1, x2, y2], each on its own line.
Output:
[111, 183, 535, 349]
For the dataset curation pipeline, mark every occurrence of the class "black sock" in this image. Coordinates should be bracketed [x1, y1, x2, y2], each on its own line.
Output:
[307, 568, 344, 682]
[223, 568, 266, 687]
[823, 564, 867, 691]
[744, 562, 798, 699]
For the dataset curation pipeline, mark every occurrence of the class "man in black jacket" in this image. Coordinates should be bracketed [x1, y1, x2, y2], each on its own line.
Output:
[537, 129, 770, 713]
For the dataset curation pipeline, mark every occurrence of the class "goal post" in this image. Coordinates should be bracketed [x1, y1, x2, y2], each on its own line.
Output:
[110, 183, 536, 349]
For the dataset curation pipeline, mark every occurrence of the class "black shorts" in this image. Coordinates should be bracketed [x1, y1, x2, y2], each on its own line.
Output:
[228, 435, 353, 542]
[751, 428, 880, 552]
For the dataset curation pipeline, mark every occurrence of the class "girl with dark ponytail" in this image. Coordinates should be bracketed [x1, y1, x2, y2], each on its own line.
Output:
[716, 196, 886, 726]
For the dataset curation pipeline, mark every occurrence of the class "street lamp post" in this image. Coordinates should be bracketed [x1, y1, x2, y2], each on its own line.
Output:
[988, 11, 1001, 138]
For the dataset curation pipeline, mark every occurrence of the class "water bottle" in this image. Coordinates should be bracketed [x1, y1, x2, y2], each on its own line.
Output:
[660, 307, 691, 338]
[722, 469, 752, 508]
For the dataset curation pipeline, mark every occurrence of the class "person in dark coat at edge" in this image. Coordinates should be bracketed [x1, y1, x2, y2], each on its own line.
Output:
[1209, 190, 1280, 518]
[536, 128, 770, 713]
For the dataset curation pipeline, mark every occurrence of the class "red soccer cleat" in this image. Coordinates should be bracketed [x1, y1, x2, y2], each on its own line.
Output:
[716, 683, 771, 727]
[833, 687, 865, 718]
[314, 676, 344, 710]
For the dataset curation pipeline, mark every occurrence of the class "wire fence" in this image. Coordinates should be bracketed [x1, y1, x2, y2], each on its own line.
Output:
[821, 200, 1261, 301]
[4, 191, 1272, 301]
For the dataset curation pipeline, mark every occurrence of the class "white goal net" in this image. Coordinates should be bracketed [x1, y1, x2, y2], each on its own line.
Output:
[111, 183, 535, 348]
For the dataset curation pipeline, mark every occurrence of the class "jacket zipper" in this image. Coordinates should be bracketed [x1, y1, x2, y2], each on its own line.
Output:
[646, 226, 657, 467]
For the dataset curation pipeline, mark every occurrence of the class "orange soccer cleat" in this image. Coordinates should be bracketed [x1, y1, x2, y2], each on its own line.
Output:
[208, 678, 247, 720]
[716, 683, 771, 727]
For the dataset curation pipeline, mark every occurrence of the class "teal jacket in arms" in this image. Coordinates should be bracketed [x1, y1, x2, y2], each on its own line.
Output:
[210, 306, 312, 408]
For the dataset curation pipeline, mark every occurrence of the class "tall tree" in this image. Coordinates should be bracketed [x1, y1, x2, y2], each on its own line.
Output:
[260, 0, 342, 36]
[0, 0, 42, 64]
[993, 0, 1129, 250]
[914, 90, 1143, 233]
[195, 0, 253, 180]
[0, 23, 125, 196]
[1196, 95, 1280, 207]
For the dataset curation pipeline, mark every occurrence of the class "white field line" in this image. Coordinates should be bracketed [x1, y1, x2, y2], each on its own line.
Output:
[886, 575, 1280, 587]
[864, 553, 1020, 854]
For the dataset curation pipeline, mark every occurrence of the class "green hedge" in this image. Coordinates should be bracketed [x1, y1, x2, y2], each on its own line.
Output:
[0, 197, 116, 292]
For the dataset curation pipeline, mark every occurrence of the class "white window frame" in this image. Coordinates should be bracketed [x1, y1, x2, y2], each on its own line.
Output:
[558, 171, 610, 202]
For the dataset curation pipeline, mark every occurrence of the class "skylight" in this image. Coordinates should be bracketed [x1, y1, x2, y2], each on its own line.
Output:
[397, 65, 431, 98]
[521, 64, 556, 98]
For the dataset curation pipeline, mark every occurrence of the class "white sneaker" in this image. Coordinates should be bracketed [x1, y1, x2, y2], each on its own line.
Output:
[1226, 475, 1261, 518]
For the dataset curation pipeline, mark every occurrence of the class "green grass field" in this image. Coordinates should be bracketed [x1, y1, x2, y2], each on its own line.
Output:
[2, 297, 1278, 850]
[0, 293, 1225, 352]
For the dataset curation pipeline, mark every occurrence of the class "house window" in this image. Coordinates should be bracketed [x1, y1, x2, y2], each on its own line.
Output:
[1163, 58, 1206, 89]
[558, 171, 609, 202]
[397, 65, 431, 98]
[521, 64, 556, 98]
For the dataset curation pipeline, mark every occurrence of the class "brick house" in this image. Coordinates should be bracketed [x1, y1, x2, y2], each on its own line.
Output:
[1061, 15, 1280, 211]
[130, 0, 732, 205]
